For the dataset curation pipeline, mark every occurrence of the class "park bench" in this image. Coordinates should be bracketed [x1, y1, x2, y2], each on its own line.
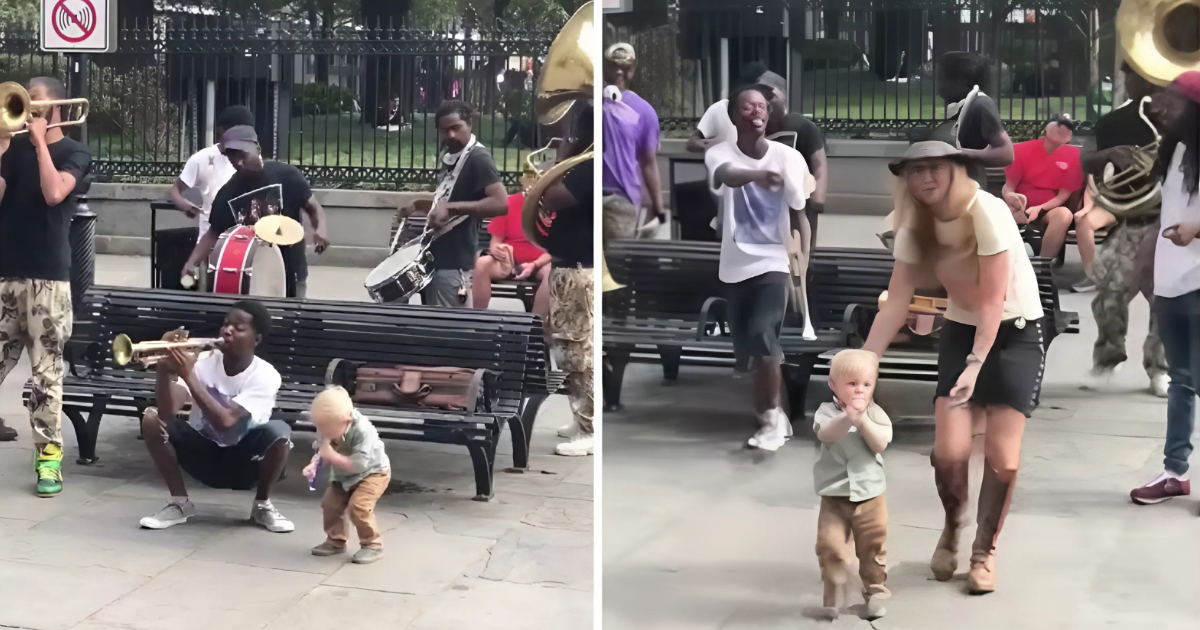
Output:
[808, 247, 1078, 382]
[391, 215, 540, 312]
[602, 240, 863, 419]
[32, 287, 561, 501]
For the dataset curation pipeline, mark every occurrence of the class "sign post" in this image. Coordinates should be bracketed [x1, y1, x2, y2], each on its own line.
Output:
[41, 0, 117, 54]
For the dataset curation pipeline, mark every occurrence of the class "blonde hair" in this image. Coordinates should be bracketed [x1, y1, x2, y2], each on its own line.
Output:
[311, 386, 354, 429]
[829, 349, 879, 384]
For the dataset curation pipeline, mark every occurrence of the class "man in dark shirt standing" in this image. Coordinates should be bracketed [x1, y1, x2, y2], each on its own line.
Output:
[532, 101, 594, 457]
[182, 126, 328, 298]
[0, 77, 92, 497]
[424, 101, 508, 307]
[928, 52, 1014, 188]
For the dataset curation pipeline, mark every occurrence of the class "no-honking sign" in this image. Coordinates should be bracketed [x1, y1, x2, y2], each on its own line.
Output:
[41, 0, 117, 53]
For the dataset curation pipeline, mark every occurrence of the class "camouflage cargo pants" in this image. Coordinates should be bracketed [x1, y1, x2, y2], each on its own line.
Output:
[1090, 220, 1167, 378]
[603, 194, 638, 242]
[549, 265, 594, 435]
[0, 279, 73, 446]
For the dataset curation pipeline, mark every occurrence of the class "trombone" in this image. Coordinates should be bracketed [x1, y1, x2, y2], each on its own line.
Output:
[0, 81, 89, 137]
[112, 333, 222, 367]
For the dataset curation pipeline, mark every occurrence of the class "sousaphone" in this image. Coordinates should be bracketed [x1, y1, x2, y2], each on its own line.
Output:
[1117, 0, 1199, 88]
[521, 2, 621, 291]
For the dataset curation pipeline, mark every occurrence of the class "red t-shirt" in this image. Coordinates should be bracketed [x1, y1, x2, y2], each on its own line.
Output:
[488, 193, 544, 264]
[1005, 139, 1084, 208]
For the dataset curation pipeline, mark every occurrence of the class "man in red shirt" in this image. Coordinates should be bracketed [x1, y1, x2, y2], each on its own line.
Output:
[1002, 114, 1084, 259]
[472, 174, 551, 319]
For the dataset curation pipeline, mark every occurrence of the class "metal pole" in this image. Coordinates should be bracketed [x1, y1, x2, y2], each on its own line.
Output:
[68, 54, 90, 145]
[719, 38, 730, 99]
[205, 80, 216, 146]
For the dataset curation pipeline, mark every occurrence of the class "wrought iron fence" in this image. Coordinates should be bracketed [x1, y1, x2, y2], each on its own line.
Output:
[607, 0, 1118, 141]
[0, 16, 562, 189]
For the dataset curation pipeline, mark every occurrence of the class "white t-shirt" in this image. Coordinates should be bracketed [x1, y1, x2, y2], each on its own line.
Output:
[182, 350, 281, 447]
[704, 140, 810, 283]
[894, 189, 1044, 325]
[696, 99, 737, 146]
[179, 145, 236, 237]
[1155, 144, 1200, 298]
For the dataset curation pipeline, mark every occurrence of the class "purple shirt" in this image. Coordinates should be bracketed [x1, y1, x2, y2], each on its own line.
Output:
[601, 90, 659, 209]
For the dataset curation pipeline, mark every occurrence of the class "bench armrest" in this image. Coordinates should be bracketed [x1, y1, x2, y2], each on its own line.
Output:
[697, 297, 729, 341]
[840, 303, 871, 346]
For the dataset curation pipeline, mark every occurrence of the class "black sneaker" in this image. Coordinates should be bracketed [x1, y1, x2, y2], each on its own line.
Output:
[0, 419, 15, 442]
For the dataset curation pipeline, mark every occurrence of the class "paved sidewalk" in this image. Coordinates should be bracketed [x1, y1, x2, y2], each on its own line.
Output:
[0, 257, 592, 630]
[603, 223, 1200, 630]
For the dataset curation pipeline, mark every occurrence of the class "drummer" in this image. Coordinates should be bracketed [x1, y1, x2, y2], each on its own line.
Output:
[181, 126, 329, 298]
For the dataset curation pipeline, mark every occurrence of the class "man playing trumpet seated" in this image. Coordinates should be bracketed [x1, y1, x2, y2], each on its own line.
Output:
[138, 300, 295, 533]
[0, 77, 92, 500]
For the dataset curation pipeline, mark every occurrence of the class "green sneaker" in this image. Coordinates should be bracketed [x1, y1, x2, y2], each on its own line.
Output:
[35, 444, 63, 497]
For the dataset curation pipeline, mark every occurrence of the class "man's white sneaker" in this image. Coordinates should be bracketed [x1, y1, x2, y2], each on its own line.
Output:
[251, 501, 295, 533]
[1152, 373, 1170, 398]
[557, 422, 580, 439]
[555, 433, 593, 456]
[1081, 364, 1121, 391]
[140, 500, 195, 529]
[747, 408, 792, 451]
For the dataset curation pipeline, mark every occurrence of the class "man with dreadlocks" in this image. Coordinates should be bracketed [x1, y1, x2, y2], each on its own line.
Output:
[1128, 70, 1200, 506]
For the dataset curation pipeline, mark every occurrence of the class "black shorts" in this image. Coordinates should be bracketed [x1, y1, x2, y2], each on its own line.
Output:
[166, 419, 292, 490]
[936, 317, 1046, 416]
[725, 271, 789, 365]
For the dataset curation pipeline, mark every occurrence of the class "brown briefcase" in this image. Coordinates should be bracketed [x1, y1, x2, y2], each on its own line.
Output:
[325, 359, 495, 412]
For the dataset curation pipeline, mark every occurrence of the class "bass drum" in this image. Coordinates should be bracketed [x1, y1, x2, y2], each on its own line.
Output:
[365, 240, 434, 304]
[207, 225, 288, 297]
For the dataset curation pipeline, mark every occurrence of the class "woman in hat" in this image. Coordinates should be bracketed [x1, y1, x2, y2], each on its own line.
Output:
[863, 141, 1046, 595]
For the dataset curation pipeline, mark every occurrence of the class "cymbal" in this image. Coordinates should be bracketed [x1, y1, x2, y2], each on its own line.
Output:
[254, 214, 305, 246]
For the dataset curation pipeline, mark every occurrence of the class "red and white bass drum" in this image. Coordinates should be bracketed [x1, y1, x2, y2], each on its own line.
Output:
[206, 225, 287, 297]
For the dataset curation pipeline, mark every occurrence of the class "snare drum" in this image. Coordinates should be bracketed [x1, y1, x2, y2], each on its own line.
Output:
[365, 240, 434, 303]
[207, 225, 287, 297]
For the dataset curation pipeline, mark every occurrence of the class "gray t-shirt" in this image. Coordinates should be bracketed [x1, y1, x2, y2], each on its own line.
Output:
[812, 401, 890, 502]
[929, 94, 1005, 189]
[323, 410, 391, 488]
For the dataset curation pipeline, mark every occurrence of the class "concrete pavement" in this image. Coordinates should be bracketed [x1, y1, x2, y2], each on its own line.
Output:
[602, 219, 1200, 630]
[0, 256, 592, 630]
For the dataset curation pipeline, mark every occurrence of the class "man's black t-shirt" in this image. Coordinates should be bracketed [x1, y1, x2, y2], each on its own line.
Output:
[209, 161, 312, 296]
[1093, 101, 1155, 151]
[431, 149, 502, 271]
[537, 158, 593, 268]
[0, 135, 91, 281]
[930, 94, 1005, 188]
[778, 113, 826, 167]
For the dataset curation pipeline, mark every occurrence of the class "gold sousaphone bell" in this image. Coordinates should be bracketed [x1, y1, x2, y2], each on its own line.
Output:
[0, 81, 89, 136]
[519, 2, 623, 292]
[112, 333, 222, 367]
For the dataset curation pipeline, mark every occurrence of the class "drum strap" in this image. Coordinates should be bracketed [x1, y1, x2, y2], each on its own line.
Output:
[947, 85, 983, 150]
[433, 135, 481, 213]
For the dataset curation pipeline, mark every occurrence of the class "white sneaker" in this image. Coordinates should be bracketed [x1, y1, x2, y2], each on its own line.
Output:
[1152, 374, 1170, 398]
[1081, 364, 1122, 391]
[140, 500, 195, 529]
[747, 408, 792, 451]
[555, 433, 593, 457]
[557, 422, 580, 439]
[251, 500, 295, 533]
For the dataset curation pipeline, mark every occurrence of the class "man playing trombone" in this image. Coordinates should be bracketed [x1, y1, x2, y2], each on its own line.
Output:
[0, 77, 91, 499]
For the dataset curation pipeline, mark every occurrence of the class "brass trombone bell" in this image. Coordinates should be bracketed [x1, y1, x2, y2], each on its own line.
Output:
[0, 81, 90, 136]
[113, 333, 222, 367]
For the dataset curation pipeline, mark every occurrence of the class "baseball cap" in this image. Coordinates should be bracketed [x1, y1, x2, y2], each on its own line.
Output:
[604, 43, 635, 64]
[221, 125, 259, 153]
[1049, 113, 1078, 131]
[888, 141, 966, 176]
[1169, 71, 1200, 104]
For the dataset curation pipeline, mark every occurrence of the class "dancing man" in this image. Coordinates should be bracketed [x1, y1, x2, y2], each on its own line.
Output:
[181, 125, 329, 298]
[1002, 114, 1083, 260]
[1080, 65, 1170, 397]
[138, 300, 295, 532]
[690, 63, 828, 238]
[866, 142, 1046, 594]
[0, 77, 91, 497]
[423, 100, 508, 307]
[533, 101, 595, 457]
[703, 84, 812, 451]
[1129, 71, 1199, 505]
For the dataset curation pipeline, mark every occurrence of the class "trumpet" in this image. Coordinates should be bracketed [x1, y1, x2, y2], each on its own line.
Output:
[112, 333, 222, 367]
[0, 81, 89, 137]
